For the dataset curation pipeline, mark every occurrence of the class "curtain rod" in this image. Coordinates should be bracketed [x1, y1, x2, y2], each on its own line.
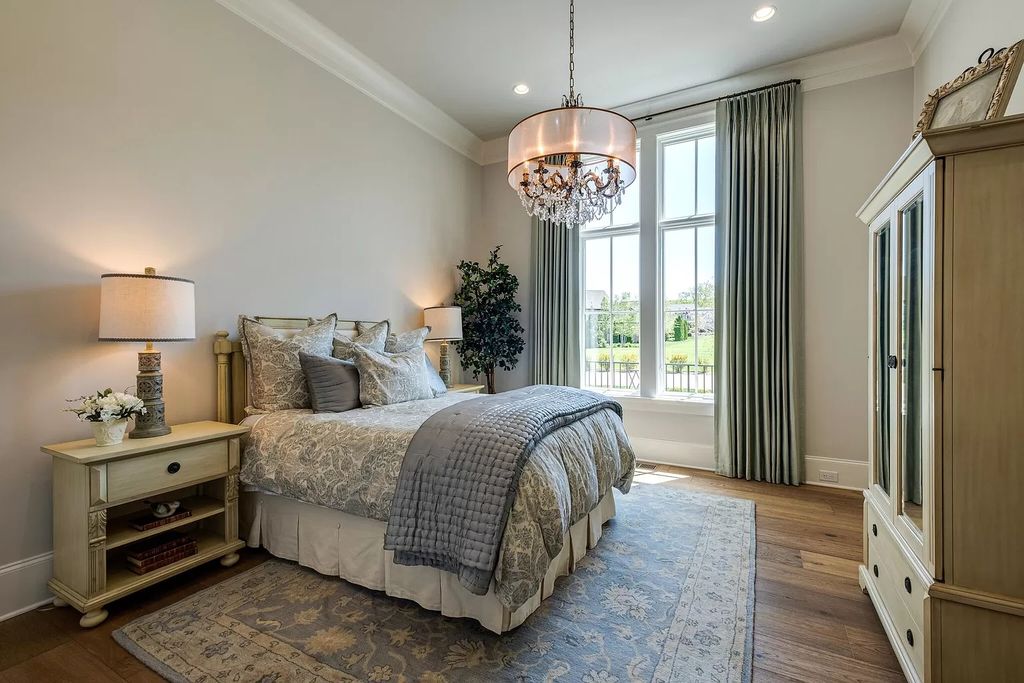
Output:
[630, 78, 801, 123]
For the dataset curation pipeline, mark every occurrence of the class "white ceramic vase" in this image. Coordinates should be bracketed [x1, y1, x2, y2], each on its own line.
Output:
[92, 419, 128, 446]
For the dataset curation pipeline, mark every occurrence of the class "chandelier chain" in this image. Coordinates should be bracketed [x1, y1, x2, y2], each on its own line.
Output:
[568, 0, 575, 104]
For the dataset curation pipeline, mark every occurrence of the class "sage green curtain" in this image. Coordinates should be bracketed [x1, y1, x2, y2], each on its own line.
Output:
[714, 82, 802, 485]
[531, 217, 580, 386]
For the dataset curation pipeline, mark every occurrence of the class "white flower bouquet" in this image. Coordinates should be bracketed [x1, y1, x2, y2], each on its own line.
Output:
[66, 388, 147, 445]
[66, 388, 147, 423]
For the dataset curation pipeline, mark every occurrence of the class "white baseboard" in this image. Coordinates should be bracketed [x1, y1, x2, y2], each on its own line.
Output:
[630, 436, 716, 470]
[0, 552, 54, 622]
[803, 455, 868, 490]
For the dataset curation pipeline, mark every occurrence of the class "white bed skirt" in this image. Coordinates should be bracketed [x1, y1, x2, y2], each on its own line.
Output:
[239, 489, 617, 634]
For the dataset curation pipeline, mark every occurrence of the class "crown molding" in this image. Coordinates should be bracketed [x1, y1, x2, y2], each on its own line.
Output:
[899, 0, 955, 63]
[480, 137, 510, 167]
[213, 0, 483, 163]
[481, 35, 913, 164]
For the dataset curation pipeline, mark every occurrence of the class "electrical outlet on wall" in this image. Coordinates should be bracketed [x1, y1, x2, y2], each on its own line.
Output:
[819, 470, 839, 483]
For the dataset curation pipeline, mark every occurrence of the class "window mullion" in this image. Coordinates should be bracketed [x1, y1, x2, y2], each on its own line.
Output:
[608, 236, 615, 381]
[638, 128, 658, 398]
[693, 226, 699, 389]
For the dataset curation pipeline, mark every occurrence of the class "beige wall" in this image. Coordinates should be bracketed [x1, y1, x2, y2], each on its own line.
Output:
[476, 69, 916, 483]
[0, 0, 480, 598]
[474, 163, 533, 391]
[914, 0, 1024, 120]
[801, 69, 916, 474]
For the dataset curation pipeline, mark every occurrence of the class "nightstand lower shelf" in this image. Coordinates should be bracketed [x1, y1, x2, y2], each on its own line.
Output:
[49, 535, 244, 622]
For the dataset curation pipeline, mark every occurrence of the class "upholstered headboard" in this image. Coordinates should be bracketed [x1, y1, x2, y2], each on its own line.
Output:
[213, 317, 382, 424]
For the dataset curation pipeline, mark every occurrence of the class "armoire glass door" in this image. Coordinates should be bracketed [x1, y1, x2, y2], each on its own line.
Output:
[900, 194, 926, 532]
[873, 222, 892, 496]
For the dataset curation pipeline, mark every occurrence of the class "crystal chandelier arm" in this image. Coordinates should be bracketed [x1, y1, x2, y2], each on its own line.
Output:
[580, 170, 607, 191]
[545, 170, 568, 193]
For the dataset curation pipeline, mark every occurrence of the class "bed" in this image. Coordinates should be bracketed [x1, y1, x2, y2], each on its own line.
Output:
[213, 317, 635, 633]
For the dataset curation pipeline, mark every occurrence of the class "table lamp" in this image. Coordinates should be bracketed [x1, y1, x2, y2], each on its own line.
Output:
[98, 267, 196, 438]
[423, 306, 462, 387]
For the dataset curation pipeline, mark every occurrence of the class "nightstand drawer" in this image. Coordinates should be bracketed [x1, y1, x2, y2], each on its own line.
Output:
[107, 441, 228, 502]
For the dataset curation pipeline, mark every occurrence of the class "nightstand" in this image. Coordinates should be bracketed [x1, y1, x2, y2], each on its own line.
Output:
[42, 421, 249, 628]
[448, 384, 486, 394]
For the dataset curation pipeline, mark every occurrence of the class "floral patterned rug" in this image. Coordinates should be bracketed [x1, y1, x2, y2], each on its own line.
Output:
[113, 484, 755, 682]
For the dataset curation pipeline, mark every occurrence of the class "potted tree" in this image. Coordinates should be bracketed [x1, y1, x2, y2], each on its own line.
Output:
[453, 246, 525, 394]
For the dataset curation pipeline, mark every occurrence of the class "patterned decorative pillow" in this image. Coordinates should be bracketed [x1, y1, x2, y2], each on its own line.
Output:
[240, 314, 337, 412]
[349, 345, 433, 407]
[355, 320, 390, 338]
[385, 326, 431, 353]
[333, 320, 389, 361]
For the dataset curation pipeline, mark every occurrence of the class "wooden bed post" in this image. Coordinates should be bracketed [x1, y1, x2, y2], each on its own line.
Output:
[214, 331, 233, 424]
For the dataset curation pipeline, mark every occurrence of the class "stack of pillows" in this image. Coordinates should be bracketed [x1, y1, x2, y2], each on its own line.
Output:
[239, 314, 448, 414]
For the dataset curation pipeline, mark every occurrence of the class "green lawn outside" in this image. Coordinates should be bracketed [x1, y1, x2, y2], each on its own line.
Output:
[585, 336, 715, 365]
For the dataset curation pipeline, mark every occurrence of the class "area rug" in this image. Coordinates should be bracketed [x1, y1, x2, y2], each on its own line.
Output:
[113, 484, 755, 682]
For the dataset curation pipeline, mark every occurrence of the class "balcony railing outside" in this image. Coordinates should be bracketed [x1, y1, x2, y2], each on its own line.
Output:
[584, 361, 640, 390]
[583, 360, 714, 394]
[663, 362, 714, 394]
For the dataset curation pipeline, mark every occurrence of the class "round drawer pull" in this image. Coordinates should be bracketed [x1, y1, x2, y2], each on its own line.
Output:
[872, 524, 877, 537]
[167, 461, 181, 474]
[906, 629, 914, 647]
[904, 577, 912, 594]
[873, 564, 879, 578]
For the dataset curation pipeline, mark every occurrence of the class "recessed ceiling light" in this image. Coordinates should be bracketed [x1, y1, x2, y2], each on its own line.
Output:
[751, 5, 776, 22]
[513, 83, 530, 95]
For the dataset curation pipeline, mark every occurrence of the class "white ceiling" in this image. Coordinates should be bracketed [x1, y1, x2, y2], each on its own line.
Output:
[293, 0, 912, 140]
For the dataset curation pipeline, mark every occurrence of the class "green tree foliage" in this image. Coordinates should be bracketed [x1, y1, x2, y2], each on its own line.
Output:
[453, 246, 525, 394]
[672, 315, 691, 342]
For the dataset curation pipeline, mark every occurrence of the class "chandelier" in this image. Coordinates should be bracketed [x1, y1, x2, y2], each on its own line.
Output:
[507, 0, 637, 227]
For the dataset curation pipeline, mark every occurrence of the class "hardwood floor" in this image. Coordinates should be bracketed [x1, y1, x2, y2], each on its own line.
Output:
[0, 466, 903, 682]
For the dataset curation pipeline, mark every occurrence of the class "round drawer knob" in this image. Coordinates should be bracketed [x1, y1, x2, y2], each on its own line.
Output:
[906, 629, 914, 647]
[873, 564, 879, 578]
[872, 524, 877, 537]
[904, 577, 912, 594]
[167, 461, 181, 474]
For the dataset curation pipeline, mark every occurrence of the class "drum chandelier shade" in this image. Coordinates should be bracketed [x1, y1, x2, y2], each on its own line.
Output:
[506, 107, 638, 191]
[506, 0, 637, 227]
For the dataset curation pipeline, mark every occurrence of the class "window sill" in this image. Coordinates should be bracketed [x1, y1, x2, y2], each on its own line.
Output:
[589, 391, 715, 417]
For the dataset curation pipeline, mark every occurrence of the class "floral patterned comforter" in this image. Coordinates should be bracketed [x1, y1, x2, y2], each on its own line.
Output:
[240, 393, 636, 609]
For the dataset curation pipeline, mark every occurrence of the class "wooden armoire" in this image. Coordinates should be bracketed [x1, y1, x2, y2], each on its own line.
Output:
[856, 114, 1024, 682]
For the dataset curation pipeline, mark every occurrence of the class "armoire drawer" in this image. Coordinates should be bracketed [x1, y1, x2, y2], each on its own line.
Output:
[866, 504, 926, 630]
[880, 579, 925, 681]
[864, 559, 925, 681]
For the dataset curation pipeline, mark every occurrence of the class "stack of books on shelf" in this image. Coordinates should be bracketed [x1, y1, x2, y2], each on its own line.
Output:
[126, 532, 198, 575]
[129, 507, 192, 531]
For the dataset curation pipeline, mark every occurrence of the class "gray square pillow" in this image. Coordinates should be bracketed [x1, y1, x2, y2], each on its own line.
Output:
[299, 352, 361, 413]
[349, 345, 433, 407]
[240, 314, 337, 412]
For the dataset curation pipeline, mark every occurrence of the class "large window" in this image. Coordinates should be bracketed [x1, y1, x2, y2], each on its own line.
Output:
[659, 124, 716, 395]
[582, 149, 641, 392]
[580, 118, 716, 399]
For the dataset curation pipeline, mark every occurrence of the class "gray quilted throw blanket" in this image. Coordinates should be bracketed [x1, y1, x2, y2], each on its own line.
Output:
[384, 385, 624, 595]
